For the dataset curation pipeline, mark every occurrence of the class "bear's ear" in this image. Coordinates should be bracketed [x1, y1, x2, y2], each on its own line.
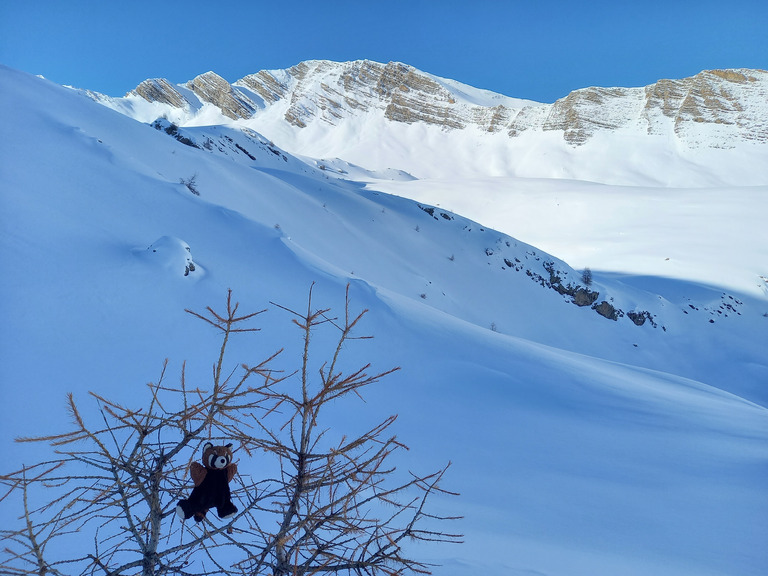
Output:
[203, 442, 213, 452]
[226, 443, 233, 449]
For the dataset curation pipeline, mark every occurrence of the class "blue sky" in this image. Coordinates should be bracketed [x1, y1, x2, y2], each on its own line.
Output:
[2, 0, 766, 103]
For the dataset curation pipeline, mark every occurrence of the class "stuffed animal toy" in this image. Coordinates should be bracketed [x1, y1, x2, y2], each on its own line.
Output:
[176, 442, 238, 522]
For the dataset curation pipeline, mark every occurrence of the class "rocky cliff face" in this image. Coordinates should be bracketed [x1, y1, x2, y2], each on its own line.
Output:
[238, 60, 499, 129]
[525, 68, 768, 147]
[130, 78, 187, 108]
[237, 69, 291, 106]
[122, 60, 532, 130]
[186, 71, 258, 120]
[538, 86, 645, 145]
[120, 60, 768, 149]
[643, 69, 768, 146]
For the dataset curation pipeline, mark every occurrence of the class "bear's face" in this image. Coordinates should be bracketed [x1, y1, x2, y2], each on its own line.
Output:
[201, 442, 234, 470]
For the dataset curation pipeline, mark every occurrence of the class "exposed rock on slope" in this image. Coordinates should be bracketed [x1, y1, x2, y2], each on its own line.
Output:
[121, 60, 533, 131]
[540, 86, 645, 145]
[114, 60, 767, 150]
[643, 69, 768, 146]
[237, 69, 291, 105]
[529, 68, 768, 147]
[186, 71, 258, 120]
[131, 78, 187, 108]
[238, 60, 504, 129]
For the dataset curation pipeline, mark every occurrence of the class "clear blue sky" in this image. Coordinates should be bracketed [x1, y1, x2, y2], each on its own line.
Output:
[2, 0, 766, 103]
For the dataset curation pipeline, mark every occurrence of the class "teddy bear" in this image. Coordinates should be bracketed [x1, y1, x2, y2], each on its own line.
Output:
[176, 442, 238, 522]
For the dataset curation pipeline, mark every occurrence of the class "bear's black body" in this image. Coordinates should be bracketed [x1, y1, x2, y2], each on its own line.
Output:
[177, 443, 239, 523]
[178, 467, 237, 522]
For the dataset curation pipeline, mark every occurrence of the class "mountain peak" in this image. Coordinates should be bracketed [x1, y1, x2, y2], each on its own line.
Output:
[643, 67, 768, 145]
[129, 77, 186, 108]
[186, 70, 258, 120]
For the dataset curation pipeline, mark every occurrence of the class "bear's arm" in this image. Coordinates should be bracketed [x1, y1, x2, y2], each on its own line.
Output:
[227, 462, 238, 483]
[190, 462, 207, 486]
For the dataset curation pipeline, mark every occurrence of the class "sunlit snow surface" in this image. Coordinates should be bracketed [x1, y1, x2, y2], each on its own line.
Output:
[1, 66, 767, 576]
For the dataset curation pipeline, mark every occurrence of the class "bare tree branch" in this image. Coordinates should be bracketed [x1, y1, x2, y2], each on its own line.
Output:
[1, 286, 460, 576]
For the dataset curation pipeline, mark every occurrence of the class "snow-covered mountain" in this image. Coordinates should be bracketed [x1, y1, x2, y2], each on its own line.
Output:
[90, 59, 768, 185]
[1, 63, 767, 576]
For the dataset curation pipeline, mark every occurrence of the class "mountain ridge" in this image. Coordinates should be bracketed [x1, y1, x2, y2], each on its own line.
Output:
[86, 59, 768, 186]
[111, 60, 768, 148]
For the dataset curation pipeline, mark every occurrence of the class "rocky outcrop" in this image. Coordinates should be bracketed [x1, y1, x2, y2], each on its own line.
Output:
[243, 60, 478, 129]
[627, 310, 656, 326]
[473, 105, 515, 133]
[130, 78, 187, 108]
[533, 261, 655, 326]
[512, 68, 768, 147]
[150, 118, 198, 148]
[237, 70, 291, 105]
[378, 62, 465, 128]
[594, 301, 620, 321]
[540, 86, 644, 145]
[186, 72, 258, 120]
[642, 69, 768, 147]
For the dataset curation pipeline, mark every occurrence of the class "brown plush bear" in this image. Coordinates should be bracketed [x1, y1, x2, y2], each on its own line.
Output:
[176, 442, 238, 522]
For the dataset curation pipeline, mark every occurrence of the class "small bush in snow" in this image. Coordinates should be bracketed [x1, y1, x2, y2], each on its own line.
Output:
[180, 173, 200, 196]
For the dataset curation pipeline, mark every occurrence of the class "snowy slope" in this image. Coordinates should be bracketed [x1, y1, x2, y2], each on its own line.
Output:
[1, 66, 767, 576]
[368, 175, 768, 299]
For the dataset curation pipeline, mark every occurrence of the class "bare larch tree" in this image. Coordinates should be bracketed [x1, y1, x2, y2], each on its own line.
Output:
[1, 285, 461, 576]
